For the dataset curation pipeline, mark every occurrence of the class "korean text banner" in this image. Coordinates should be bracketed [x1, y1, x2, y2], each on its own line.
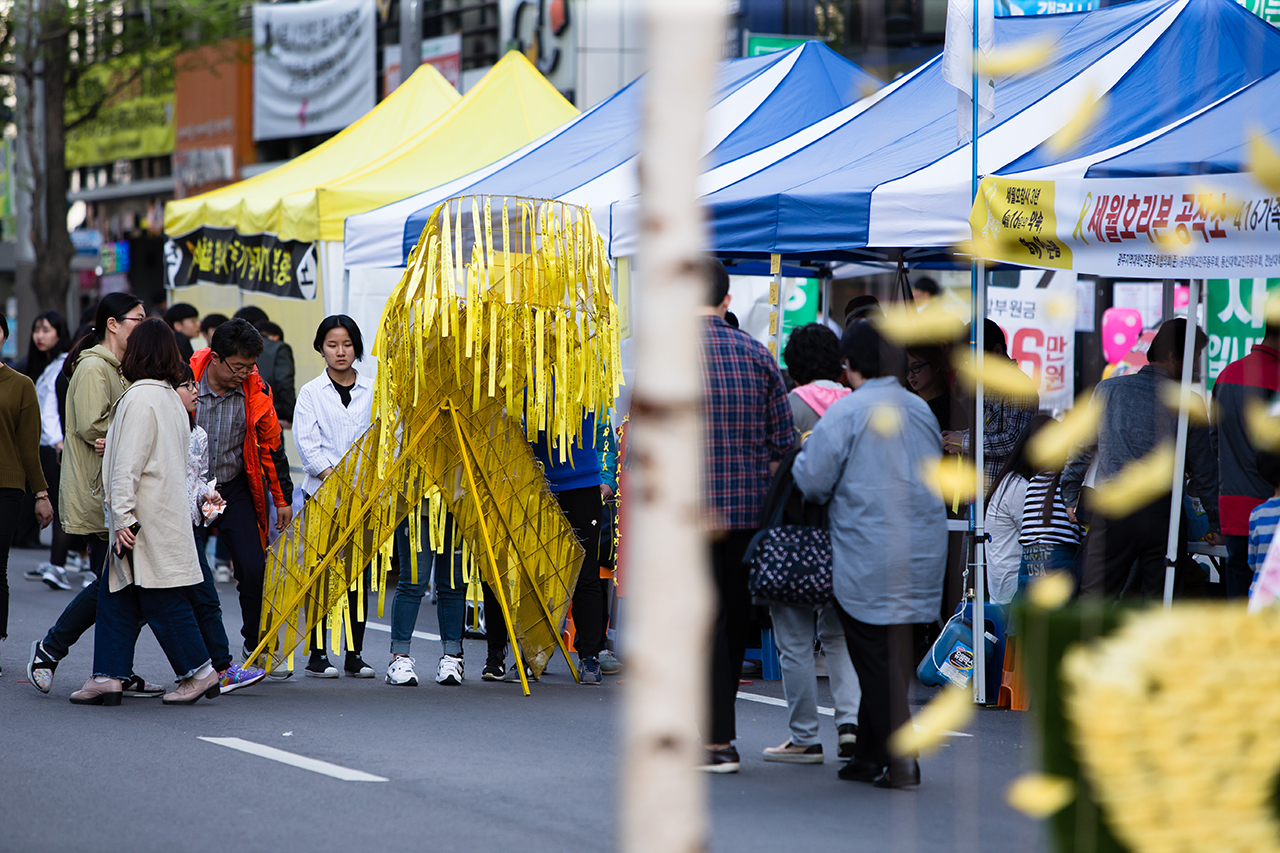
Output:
[988, 270, 1076, 411]
[253, 0, 376, 141]
[66, 94, 175, 169]
[165, 228, 317, 300]
[970, 175, 1280, 279]
[1206, 277, 1280, 388]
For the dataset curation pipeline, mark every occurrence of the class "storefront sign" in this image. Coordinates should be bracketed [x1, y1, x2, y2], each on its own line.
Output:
[987, 269, 1076, 410]
[253, 0, 376, 141]
[1206, 278, 1280, 387]
[66, 93, 175, 169]
[383, 34, 463, 92]
[970, 174, 1280, 279]
[165, 228, 317, 299]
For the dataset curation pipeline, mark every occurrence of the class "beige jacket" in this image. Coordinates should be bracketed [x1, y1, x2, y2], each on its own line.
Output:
[60, 345, 127, 535]
[102, 380, 201, 593]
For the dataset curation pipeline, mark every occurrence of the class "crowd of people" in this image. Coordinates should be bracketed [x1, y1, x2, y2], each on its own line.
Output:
[0, 263, 1274, 790]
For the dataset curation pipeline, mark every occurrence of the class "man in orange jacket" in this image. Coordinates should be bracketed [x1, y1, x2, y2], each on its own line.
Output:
[191, 319, 294, 673]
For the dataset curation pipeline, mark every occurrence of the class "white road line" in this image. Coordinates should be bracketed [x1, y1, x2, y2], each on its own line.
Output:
[198, 737, 389, 782]
[364, 621, 440, 642]
[736, 691, 974, 737]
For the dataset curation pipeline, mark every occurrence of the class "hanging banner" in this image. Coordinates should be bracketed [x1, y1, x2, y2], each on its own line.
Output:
[1206, 277, 1280, 387]
[987, 269, 1076, 411]
[164, 228, 317, 300]
[253, 0, 376, 141]
[970, 174, 1280, 279]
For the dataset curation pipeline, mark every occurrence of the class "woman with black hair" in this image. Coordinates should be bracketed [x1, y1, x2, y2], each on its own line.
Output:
[293, 314, 376, 678]
[784, 323, 851, 436]
[985, 415, 1053, 605]
[792, 320, 947, 789]
[26, 293, 165, 698]
[22, 311, 75, 589]
[70, 318, 220, 705]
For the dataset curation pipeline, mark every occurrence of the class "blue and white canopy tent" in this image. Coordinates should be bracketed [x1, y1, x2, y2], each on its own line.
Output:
[342, 42, 882, 269]
[607, 0, 1280, 263]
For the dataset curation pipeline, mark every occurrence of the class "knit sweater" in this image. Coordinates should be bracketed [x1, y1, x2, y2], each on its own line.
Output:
[0, 365, 49, 492]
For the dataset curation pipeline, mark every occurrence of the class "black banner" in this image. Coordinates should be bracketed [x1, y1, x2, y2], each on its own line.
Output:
[165, 227, 317, 300]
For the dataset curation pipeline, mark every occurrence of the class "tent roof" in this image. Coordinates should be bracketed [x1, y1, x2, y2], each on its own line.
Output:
[296, 51, 578, 242]
[609, 0, 1280, 261]
[164, 62, 461, 240]
[342, 41, 881, 267]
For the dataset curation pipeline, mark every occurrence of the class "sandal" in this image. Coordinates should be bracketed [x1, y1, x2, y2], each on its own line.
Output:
[121, 674, 165, 698]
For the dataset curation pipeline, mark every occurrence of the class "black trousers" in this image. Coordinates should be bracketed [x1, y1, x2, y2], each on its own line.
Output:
[1079, 497, 1183, 599]
[1224, 534, 1253, 600]
[835, 608, 916, 768]
[709, 529, 756, 745]
[0, 487, 24, 638]
[202, 474, 267, 647]
[38, 446, 73, 568]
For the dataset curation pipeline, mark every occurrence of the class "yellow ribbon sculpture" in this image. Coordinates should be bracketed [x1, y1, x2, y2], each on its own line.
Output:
[246, 196, 622, 695]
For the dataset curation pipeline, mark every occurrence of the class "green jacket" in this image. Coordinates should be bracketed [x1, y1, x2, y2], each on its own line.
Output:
[60, 345, 127, 535]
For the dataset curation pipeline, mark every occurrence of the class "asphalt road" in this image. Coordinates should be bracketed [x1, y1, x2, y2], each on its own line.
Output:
[1, 546, 1045, 853]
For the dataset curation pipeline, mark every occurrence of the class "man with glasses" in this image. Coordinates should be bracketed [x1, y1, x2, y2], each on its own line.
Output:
[190, 318, 294, 676]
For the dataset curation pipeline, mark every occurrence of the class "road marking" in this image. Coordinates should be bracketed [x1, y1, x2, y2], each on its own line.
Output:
[198, 737, 389, 782]
[364, 621, 440, 642]
[736, 691, 973, 737]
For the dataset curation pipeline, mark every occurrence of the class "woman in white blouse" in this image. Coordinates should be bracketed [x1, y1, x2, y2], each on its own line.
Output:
[293, 315, 376, 679]
[23, 312, 74, 589]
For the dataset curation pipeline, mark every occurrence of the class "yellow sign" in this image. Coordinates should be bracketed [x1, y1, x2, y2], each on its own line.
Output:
[969, 177, 1072, 270]
[66, 93, 175, 169]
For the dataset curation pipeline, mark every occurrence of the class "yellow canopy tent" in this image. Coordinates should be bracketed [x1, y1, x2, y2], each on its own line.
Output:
[163, 64, 461, 240]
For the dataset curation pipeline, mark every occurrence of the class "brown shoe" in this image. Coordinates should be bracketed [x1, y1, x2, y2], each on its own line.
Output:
[70, 677, 123, 706]
[162, 668, 221, 705]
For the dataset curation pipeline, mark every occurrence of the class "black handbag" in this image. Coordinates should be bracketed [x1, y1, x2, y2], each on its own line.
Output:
[743, 446, 834, 606]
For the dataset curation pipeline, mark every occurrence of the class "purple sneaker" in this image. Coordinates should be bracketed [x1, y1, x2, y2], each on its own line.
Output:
[219, 663, 267, 695]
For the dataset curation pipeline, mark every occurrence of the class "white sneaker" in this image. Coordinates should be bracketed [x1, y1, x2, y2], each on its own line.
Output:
[65, 552, 88, 572]
[82, 572, 94, 589]
[39, 564, 71, 591]
[214, 564, 233, 584]
[385, 655, 418, 686]
[435, 654, 464, 686]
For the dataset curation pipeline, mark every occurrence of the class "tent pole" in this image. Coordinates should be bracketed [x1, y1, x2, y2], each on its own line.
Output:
[969, 0, 987, 706]
[1163, 277, 1200, 609]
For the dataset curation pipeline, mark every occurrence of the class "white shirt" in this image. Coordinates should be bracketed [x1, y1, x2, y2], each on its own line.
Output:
[292, 369, 374, 496]
[35, 354, 67, 447]
[986, 473, 1028, 605]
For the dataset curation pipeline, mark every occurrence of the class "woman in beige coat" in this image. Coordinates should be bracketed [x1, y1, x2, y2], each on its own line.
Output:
[70, 320, 218, 707]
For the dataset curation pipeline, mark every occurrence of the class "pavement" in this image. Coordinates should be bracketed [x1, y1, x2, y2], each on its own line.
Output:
[1, 546, 1046, 852]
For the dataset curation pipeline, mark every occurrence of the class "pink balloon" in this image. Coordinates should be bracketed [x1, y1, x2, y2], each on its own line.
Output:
[1101, 307, 1144, 364]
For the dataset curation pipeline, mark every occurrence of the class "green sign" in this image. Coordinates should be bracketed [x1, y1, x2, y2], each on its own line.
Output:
[745, 34, 812, 57]
[778, 279, 820, 368]
[1206, 278, 1280, 388]
[1238, 0, 1280, 25]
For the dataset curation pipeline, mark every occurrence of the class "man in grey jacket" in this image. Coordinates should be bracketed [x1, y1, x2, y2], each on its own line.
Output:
[1062, 318, 1222, 599]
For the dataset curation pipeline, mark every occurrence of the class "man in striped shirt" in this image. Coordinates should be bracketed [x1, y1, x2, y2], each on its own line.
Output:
[1248, 453, 1280, 588]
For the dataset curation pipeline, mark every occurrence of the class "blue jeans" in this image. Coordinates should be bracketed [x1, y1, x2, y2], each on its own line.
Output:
[185, 527, 233, 671]
[1018, 542, 1080, 597]
[391, 515, 464, 656]
[41, 536, 109, 660]
[93, 580, 210, 681]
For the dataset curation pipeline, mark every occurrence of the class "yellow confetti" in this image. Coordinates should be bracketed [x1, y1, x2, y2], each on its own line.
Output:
[1189, 184, 1239, 220]
[889, 684, 974, 758]
[953, 352, 1038, 399]
[1245, 397, 1280, 452]
[857, 79, 881, 100]
[1045, 293, 1074, 324]
[977, 38, 1055, 76]
[1047, 89, 1107, 156]
[921, 455, 979, 504]
[1248, 129, 1280, 194]
[876, 304, 966, 346]
[1027, 571, 1074, 610]
[869, 404, 903, 436]
[1006, 773, 1075, 818]
[1159, 382, 1212, 426]
[1090, 443, 1174, 517]
[1027, 393, 1100, 469]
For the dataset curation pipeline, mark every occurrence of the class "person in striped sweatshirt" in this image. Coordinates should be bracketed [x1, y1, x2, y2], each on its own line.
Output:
[1247, 452, 1280, 594]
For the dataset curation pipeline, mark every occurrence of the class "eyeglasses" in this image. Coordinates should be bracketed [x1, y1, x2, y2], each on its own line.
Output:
[217, 355, 255, 376]
[907, 361, 929, 376]
[182, 380, 198, 393]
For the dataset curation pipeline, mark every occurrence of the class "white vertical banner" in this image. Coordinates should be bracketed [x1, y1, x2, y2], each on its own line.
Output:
[941, 0, 995, 141]
[987, 270, 1077, 410]
[253, 0, 376, 141]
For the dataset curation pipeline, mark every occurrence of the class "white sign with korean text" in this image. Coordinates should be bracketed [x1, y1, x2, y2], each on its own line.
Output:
[987, 270, 1076, 411]
[253, 0, 376, 141]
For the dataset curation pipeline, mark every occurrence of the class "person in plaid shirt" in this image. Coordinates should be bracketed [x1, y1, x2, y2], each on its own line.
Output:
[700, 260, 795, 773]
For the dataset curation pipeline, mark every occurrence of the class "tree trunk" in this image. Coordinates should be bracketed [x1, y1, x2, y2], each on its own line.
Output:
[620, 2, 722, 852]
[35, 7, 73, 315]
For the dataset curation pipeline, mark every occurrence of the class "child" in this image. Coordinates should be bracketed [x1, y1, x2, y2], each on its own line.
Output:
[1247, 451, 1280, 604]
[175, 366, 267, 693]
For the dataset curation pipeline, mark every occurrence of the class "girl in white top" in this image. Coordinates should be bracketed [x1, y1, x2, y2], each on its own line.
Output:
[292, 315, 376, 678]
[23, 312, 74, 588]
[984, 415, 1053, 605]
